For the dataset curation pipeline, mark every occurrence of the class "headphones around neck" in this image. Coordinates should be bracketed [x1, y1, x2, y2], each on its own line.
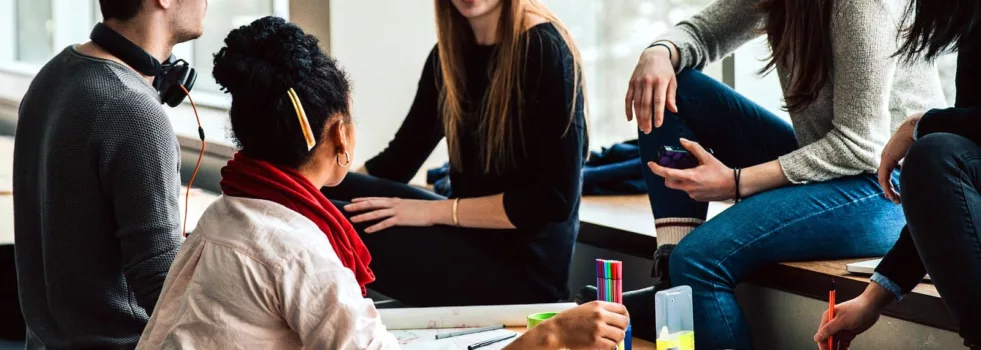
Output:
[89, 22, 197, 107]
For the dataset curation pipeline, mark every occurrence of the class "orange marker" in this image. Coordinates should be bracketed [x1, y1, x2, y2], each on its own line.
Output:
[827, 280, 836, 350]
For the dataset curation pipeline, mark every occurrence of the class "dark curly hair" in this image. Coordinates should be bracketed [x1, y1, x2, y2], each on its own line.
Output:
[213, 16, 352, 169]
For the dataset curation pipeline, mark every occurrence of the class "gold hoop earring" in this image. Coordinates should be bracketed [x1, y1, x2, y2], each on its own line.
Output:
[337, 151, 351, 167]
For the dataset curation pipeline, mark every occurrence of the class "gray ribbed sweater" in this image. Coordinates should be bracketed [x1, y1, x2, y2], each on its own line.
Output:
[13, 47, 183, 349]
[658, 0, 947, 183]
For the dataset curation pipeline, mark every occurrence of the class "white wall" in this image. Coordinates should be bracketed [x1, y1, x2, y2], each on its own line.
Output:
[329, 1, 446, 177]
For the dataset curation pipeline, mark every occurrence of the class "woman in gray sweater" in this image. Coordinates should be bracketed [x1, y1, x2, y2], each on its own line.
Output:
[622, 0, 946, 347]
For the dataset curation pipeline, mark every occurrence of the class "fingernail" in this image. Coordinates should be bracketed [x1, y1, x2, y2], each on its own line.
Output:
[680, 138, 690, 143]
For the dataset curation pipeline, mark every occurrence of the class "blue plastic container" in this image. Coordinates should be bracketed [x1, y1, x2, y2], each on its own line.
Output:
[624, 324, 632, 350]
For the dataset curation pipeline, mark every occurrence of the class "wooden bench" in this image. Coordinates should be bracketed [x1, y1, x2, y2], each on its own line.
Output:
[579, 195, 655, 259]
[576, 193, 954, 332]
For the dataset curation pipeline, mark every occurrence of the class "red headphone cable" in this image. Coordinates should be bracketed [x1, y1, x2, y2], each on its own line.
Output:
[179, 85, 205, 237]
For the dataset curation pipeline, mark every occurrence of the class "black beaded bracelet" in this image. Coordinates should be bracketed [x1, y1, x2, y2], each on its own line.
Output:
[734, 168, 743, 203]
[647, 42, 673, 61]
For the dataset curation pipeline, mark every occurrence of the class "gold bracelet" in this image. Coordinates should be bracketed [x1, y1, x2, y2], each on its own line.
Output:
[452, 198, 460, 226]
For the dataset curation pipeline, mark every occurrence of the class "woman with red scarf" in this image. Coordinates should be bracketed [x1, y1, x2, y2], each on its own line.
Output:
[137, 17, 628, 349]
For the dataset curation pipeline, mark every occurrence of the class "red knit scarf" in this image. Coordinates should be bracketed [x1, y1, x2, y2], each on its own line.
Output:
[220, 152, 375, 295]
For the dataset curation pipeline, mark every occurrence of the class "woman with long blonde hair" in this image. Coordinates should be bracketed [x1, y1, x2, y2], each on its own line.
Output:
[323, 0, 588, 306]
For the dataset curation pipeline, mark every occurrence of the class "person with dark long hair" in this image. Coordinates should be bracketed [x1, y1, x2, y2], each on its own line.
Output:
[611, 0, 947, 347]
[815, 2, 981, 349]
[321, 0, 587, 307]
[137, 16, 629, 349]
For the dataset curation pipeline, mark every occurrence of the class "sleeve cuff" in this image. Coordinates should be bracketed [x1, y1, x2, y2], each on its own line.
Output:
[654, 30, 697, 72]
[776, 152, 818, 185]
[913, 109, 941, 140]
[870, 272, 905, 301]
[912, 117, 922, 141]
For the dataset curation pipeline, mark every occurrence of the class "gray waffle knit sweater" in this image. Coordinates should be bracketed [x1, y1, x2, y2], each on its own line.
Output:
[658, 0, 947, 183]
[13, 47, 183, 349]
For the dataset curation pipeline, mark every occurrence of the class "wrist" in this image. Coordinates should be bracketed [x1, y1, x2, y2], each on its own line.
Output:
[534, 319, 562, 349]
[432, 200, 454, 226]
[505, 321, 559, 350]
[737, 167, 759, 197]
[906, 115, 923, 141]
[645, 44, 672, 62]
[740, 161, 789, 197]
[862, 282, 895, 311]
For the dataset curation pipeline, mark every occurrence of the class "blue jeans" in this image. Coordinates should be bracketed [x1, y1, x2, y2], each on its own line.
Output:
[639, 69, 905, 349]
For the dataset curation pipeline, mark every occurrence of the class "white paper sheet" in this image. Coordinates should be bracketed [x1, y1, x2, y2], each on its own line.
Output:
[378, 303, 576, 330]
[392, 328, 517, 350]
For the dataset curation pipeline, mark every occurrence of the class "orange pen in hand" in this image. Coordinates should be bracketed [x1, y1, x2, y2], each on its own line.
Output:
[827, 280, 836, 350]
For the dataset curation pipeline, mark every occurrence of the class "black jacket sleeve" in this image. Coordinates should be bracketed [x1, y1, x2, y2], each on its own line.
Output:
[502, 29, 588, 229]
[873, 225, 927, 295]
[915, 107, 981, 143]
[364, 47, 445, 183]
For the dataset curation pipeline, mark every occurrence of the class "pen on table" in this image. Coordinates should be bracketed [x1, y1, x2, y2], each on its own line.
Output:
[468, 333, 517, 350]
[828, 279, 836, 350]
[434, 324, 505, 340]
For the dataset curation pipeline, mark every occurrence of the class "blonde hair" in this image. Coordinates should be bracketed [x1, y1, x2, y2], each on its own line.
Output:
[434, 0, 586, 174]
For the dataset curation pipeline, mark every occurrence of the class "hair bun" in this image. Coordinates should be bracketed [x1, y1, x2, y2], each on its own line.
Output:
[212, 16, 323, 97]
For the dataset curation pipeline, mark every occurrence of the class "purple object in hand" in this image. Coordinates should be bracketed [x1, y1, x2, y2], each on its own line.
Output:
[656, 145, 711, 169]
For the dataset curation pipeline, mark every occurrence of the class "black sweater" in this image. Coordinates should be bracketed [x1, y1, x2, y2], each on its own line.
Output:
[875, 34, 981, 295]
[365, 23, 587, 299]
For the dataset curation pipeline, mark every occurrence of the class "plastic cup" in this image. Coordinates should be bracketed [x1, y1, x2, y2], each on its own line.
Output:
[527, 312, 558, 329]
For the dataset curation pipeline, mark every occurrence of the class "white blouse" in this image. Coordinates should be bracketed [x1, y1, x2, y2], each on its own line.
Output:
[137, 195, 399, 349]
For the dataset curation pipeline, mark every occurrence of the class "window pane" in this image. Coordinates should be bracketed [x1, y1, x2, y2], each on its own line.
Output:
[93, 0, 102, 23]
[15, 0, 54, 63]
[191, 0, 274, 94]
[543, 0, 713, 148]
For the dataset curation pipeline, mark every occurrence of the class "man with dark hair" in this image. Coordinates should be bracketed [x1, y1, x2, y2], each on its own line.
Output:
[99, 0, 146, 21]
[13, 0, 206, 348]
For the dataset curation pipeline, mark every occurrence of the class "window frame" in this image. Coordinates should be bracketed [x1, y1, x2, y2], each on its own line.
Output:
[0, 0, 293, 151]
[0, 0, 290, 110]
[0, 0, 15, 63]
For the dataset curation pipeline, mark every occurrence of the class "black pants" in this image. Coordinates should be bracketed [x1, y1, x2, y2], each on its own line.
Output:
[322, 173, 562, 307]
[902, 133, 981, 346]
